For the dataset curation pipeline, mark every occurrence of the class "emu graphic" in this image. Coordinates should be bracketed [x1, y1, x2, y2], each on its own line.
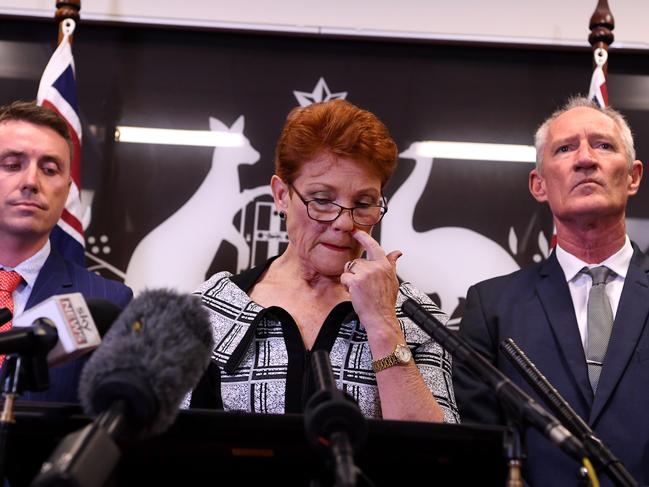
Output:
[381, 142, 519, 315]
[125, 115, 270, 294]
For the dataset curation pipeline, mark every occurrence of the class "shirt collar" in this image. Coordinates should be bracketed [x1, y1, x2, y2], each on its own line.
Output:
[0, 241, 51, 289]
[555, 235, 632, 282]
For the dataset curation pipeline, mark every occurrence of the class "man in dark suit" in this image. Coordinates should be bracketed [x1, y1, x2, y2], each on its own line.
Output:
[453, 97, 648, 486]
[0, 100, 132, 402]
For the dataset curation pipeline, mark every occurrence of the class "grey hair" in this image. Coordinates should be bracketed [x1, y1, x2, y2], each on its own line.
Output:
[534, 96, 636, 172]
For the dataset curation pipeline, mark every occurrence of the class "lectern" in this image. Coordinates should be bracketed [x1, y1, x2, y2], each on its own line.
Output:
[6, 402, 506, 486]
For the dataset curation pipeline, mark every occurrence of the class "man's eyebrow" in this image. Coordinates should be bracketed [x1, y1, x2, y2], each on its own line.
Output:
[587, 131, 617, 141]
[548, 134, 578, 149]
[39, 153, 65, 165]
[0, 149, 26, 159]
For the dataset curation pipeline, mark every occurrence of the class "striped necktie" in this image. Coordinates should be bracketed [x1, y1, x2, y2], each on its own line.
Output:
[582, 266, 614, 393]
[0, 270, 23, 367]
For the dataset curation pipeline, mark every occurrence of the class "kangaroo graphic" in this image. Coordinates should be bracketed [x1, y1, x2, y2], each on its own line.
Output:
[125, 115, 270, 295]
[381, 142, 519, 314]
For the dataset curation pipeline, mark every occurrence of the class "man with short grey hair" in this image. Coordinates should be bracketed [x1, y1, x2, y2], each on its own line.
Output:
[453, 96, 648, 486]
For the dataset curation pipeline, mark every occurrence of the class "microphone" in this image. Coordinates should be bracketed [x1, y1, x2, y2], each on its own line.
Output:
[400, 298, 586, 463]
[0, 294, 117, 393]
[0, 293, 119, 394]
[0, 319, 58, 357]
[500, 338, 638, 487]
[13, 293, 104, 367]
[0, 308, 11, 327]
[305, 350, 367, 487]
[32, 289, 214, 487]
[84, 299, 122, 335]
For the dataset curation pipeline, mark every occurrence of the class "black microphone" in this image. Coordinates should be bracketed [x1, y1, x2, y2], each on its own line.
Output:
[0, 308, 11, 327]
[401, 298, 586, 463]
[0, 319, 59, 394]
[305, 350, 367, 487]
[500, 338, 638, 487]
[0, 319, 58, 357]
[85, 299, 122, 336]
[32, 289, 214, 487]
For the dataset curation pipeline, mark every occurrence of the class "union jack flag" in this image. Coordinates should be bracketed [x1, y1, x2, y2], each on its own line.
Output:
[37, 19, 85, 265]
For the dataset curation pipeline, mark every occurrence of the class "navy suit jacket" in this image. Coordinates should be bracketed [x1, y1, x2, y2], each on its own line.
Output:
[18, 249, 133, 403]
[453, 246, 649, 486]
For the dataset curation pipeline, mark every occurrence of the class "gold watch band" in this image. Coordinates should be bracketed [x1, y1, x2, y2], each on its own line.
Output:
[372, 354, 398, 373]
[371, 344, 412, 373]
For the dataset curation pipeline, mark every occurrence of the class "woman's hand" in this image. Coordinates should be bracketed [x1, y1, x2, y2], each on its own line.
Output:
[339, 229, 402, 334]
[340, 231, 444, 422]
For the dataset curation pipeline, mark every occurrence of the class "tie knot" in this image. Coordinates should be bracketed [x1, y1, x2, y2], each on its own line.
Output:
[582, 266, 612, 286]
[0, 270, 22, 293]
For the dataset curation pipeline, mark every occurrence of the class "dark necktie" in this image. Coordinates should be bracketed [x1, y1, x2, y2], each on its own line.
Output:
[582, 266, 614, 393]
[0, 270, 23, 367]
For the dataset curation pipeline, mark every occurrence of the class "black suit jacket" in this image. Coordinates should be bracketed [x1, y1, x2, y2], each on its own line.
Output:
[453, 246, 649, 486]
[18, 249, 133, 403]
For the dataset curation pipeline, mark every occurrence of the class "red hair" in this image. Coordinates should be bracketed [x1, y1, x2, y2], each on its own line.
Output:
[274, 99, 397, 187]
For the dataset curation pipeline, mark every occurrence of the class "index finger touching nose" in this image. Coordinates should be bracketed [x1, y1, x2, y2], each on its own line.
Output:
[351, 229, 385, 261]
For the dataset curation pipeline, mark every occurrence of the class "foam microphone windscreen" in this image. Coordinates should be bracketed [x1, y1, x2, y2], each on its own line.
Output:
[78, 289, 214, 436]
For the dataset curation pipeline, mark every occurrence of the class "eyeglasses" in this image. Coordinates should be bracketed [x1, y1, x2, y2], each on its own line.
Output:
[290, 185, 388, 226]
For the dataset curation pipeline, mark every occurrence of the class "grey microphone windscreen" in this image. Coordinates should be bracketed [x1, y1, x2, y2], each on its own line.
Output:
[79, 289, 214, 436]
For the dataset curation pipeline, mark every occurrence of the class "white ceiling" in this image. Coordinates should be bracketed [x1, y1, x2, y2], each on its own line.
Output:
[0, 0, 644, 49]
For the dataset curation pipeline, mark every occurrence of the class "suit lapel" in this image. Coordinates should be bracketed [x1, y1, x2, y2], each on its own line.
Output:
[536, 253, 594, 407]
[589, 247, 649, 424]
[26, 250, 73, 310]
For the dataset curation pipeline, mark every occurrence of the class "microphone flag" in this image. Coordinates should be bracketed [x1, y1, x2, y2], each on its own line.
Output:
[14, 292, 101, 366]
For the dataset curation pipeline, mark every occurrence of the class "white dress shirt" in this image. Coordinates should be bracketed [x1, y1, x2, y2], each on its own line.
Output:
[0, 241, 51, 317]
[555, 236, 633, 351]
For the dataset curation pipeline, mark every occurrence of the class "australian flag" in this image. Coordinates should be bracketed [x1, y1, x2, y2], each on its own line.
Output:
[36, 20, 85, 265]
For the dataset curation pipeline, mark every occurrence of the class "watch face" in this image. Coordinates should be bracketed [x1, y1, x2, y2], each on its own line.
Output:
[395, 344, 412, 363]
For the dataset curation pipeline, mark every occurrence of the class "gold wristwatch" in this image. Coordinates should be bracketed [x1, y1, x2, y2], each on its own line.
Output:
[372, 344, 412, 373]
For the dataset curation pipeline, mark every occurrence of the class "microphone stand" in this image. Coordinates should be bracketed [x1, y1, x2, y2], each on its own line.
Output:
[503, 423, 524, 487]
[500, 338, 638, 487]
[304, 350, 367, 487]
[0, 354, 22, 484]
[0, 323, 57, 485]
[32, 401, 124, 487]
[33, 371, 159, 487]
[401, 299, 587, 473]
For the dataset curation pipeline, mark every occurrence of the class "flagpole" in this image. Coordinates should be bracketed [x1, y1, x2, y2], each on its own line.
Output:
[55, 0, 81, 45]
[588, 0, 614, 77]
[41, 0, 87, 265]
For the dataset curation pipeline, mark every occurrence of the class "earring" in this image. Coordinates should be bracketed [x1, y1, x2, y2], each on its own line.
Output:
[278, 211, 286, 220]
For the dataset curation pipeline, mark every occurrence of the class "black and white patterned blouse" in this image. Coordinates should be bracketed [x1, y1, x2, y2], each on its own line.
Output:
[185, 260, 459, 423]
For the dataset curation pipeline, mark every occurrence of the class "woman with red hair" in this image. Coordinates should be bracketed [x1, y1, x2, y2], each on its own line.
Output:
[188, 99, 458, 423]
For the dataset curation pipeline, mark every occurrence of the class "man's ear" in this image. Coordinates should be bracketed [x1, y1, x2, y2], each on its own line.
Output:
[627, 160, 643, 196]
[270, 175, 289, 213]
[529, 168, 547, 203]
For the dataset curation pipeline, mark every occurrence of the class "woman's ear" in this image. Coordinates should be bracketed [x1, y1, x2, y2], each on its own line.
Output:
[271, 175, 289, 213]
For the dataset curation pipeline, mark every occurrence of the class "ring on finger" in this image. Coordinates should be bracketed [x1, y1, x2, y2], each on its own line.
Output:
[346, 259, 357, 274]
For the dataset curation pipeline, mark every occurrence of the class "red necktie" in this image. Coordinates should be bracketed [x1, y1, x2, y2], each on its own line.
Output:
[0, 270, 23, 367]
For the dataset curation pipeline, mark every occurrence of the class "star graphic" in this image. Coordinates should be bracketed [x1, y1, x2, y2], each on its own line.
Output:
[293, 77, 347, 107]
